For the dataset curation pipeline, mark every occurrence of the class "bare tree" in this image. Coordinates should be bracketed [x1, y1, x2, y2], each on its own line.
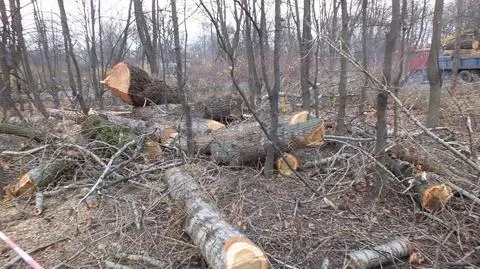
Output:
[242, 0, 262, 108]
[426, 0, 444, 127]
[133, 0, 159, 75]
[9, 0, 48, 117]
[264, 0, 282, 178]
[298, 0, 313, 110]
[0, 0, 14, 119]
[112, 0, 133, 65]
[58, 0, 88, 114]
[358, 0, 368, 119]
[336, 0, 348, 134]
[375, 0, 400, 153]
[171, 0, 193, 155]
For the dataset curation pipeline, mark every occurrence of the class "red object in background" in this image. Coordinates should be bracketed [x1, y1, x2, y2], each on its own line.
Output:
[409, 48, 430, 71]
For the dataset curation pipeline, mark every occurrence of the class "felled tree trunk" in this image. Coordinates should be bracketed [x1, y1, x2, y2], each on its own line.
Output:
[387, 157, 453, 212]
[346, 238, 413, 269]
[164, 167, 268, 269]
[210, 118, 326, 166]
[201, 94, 244, 122]
[4, 159, 75, 198]
[0, 123, 46, 142]
[101, 62, 181, 106]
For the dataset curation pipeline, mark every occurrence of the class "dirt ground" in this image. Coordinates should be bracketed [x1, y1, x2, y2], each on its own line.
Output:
[0, 82, 479, 268]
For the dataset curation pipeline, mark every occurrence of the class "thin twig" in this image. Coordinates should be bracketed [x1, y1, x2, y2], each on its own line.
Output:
[0, 145, 50, 156]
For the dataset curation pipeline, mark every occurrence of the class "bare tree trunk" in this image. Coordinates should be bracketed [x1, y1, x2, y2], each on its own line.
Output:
[375, 0, 400, 154]
[97, 0, 105, 78]
[336, 0, 348, 134]
[133, 0, 159, 75]
[243, 0, 262, 108]
[426, 0, 444, 127]
[171, 0, 193, 155]
[9, 0, 48, 118]
[32, 0, 60, 108]
[392, 0, 408, 137]
[264, 0, 282, 178]
[58, 0, 88, 114]
[89, 0, 103, 109]
[300, 0, 312, 110]
[0, 0, 14, 117]
[358, 0, 368, 120]
[450, 0, 462, 90]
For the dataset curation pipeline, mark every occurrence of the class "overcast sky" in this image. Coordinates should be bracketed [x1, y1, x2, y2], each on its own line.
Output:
[17, 0, 207, 43]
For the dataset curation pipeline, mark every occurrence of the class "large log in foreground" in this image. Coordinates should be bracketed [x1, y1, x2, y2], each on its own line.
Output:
[0, 123, 46, 142]
[164, 167, 268, 269]
[101, 62, 180, 106]
[209, 118, 326, 166]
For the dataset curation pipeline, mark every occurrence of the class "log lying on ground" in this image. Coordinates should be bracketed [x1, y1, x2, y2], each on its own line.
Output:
[101, 62, 181, 106]
[210, 118, 326, 166]
[164, 167, 268, 269]
[200, 94, 244, 121]
[0, 123, 46, 142]
[387, 157, 453, 211]
[276, 153, 300, 176]
[4, 159, 75, 198]
[346, 238, 413, 269]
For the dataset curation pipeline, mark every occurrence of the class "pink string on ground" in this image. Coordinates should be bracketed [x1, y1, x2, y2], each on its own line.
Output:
[0, 231, 44, 269]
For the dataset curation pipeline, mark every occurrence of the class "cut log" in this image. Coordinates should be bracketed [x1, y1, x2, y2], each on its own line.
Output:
[287, 110, 309, 125]
[276, 153, 300, 176]
[4, 159, 75, 198]
[163, 167, 268, 269]
[101, 62, 181, 106]
[0, 123, 46, 142]
[201, 94, 244, 121]
[387, 158, 453, 211]
[210, 118, 326, 166]
[346, 238, 413, 269]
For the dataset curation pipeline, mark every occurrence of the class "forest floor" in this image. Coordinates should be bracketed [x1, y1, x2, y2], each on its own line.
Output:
[0, 82, 479, 268]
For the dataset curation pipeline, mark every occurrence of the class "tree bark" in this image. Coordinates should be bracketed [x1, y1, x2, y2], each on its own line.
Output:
[163, 167, 268, 269]
[264, 0, 282, 178]
[358, 0, 368, 120]
[9, 0, 48, 118]
[133, 0, 159, 75]
[346, 238, 413, 269]
[0, 122, 46, 142]
[171, 0, 193, 155]
[243, 0, 262, 108]
[58, 0, 88, 114]
[336, 0, 348, 134]
[300, 0, 312, 110]
[375, 0, 400, 154]
[426, 0, 444, 127]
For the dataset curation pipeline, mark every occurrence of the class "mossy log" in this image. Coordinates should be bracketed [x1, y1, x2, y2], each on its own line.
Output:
[164, 167, 268, 269]
[101, 62, 181, 106]
[387, 157, 453, 212]
[81, 115, 139, 155]
[4, 159, 75, 198]
[0, 123, 45, 142]
[209, 118, 326, 166]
